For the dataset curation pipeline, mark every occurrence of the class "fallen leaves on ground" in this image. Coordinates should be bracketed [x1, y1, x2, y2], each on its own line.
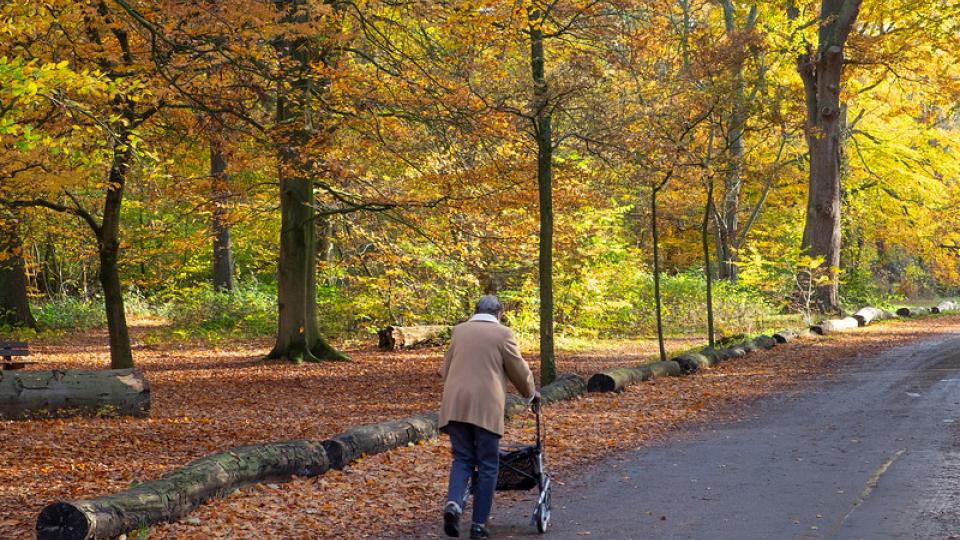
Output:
[1, 318, 957, 538]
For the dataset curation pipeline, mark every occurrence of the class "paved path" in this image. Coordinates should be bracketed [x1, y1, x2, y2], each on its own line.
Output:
[491, 332, 960, 539]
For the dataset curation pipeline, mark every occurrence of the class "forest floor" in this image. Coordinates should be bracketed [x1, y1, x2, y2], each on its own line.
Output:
[2, 316, 959, 538]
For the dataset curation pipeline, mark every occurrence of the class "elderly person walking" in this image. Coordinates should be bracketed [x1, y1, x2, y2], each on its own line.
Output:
[439, 295, 539, 538]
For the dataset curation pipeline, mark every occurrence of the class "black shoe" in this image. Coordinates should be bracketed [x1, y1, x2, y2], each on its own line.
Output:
[469, 524, 490, 539]
[443, 502, 462, 537]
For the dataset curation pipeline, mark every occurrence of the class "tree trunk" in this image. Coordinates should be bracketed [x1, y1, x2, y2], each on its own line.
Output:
[377, 325, 451, 351]
[210, 135, 234, 293]
[587, 361, 682, 393]
[37, 439, 329, 540]
[0, 368, 149, 420]
[100, 136, 134, 370]
[796, 0, 863, 312]
[268, 0, 347, 363]
[530, 10, 556, 385]
[651, 188, 667, 362]
[702, 180, 715, 348]
[0, 211, 36, 328]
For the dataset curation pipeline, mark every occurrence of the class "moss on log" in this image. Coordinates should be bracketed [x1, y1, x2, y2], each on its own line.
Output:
[0, 369, 149, 420]
[586, 361, 682, 393]
[36, 440, 329, 540]
[37, 371, 588, 539]
[753, 335, 778, 350]
[674, 352, 713, 374]
[376, 325, 452, 351]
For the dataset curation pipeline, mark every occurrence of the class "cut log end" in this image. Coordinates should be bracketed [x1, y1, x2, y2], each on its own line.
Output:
[36, 502, 91, 540]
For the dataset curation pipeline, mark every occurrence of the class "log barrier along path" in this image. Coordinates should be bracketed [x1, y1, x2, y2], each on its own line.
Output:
[493, 331, 960, 539]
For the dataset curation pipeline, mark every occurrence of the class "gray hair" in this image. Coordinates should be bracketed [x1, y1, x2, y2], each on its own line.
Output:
[474, 295, 503, 316]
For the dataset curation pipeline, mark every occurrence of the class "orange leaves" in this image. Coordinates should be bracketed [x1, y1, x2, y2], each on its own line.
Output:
[2, 316, 959, 538]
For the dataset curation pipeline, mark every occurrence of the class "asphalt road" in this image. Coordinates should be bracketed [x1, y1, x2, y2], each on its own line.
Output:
[490, 332, 960, 540]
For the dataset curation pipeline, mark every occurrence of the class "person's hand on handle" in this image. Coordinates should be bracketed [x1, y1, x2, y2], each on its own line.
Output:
[530, 391, 542, 413]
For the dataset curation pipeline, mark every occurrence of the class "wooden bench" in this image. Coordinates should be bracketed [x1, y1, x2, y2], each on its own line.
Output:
[1, 341, 34, 370]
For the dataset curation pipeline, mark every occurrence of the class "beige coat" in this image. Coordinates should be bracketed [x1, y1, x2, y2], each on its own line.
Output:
[439, 319, 536, 436]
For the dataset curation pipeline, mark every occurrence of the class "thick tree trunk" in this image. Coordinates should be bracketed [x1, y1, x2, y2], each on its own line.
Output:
[587, 361, 682, 393]
[37, 439, 328, 540]
[210, 135, 234, 293]
[797, 0, 863, 312]
[100, 137, 134, 370]
[0, 369, 149, 420]
[810, 316, 859, 335]
[0, 211, 36, 328]
[268, 2, 347, 363]
[530, 12, 556, 385]
[377, 325, 451, 351]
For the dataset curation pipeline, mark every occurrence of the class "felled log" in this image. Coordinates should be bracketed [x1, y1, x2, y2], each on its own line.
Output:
[932, 301, 958, 314]
[36, 440, 329, 540]
[811, 317, 860, 336]
[773, 330, 798, 344]
[506, 373, 587, 415]
[36, 370, 588, 539]
[0, 369, 149, 420]
[674, 352, 713, 374]
[753, 335, 778, 350]
[896, 307, 932, 317]
[322, 412, 439, 470]
[852, 307, 896, 326]
[586, 361, 682, 393]
[377, 325, 451, 351]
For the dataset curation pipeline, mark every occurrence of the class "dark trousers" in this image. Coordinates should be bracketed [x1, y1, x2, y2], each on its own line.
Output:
[445, 421, 500, 525]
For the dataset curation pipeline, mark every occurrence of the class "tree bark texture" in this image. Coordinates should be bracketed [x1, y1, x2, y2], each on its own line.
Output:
[210, 135, 234, 293]
[268, 0, 346, 363]
[797, 0, 863, 312]
[586, 361, 682, 393]
[0, 211, 36, 328]
[530, 10, 556, 385]
[651, 188, 667, 362]
[377, 325, 451, 351]
[0, 369, 149, 420]
[37, 439, 328, 540]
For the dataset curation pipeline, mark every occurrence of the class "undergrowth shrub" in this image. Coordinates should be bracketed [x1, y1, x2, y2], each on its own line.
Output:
[163, 281, 276, 339]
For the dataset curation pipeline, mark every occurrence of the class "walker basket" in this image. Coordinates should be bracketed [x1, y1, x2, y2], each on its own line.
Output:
[496, 445, 540, 491]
